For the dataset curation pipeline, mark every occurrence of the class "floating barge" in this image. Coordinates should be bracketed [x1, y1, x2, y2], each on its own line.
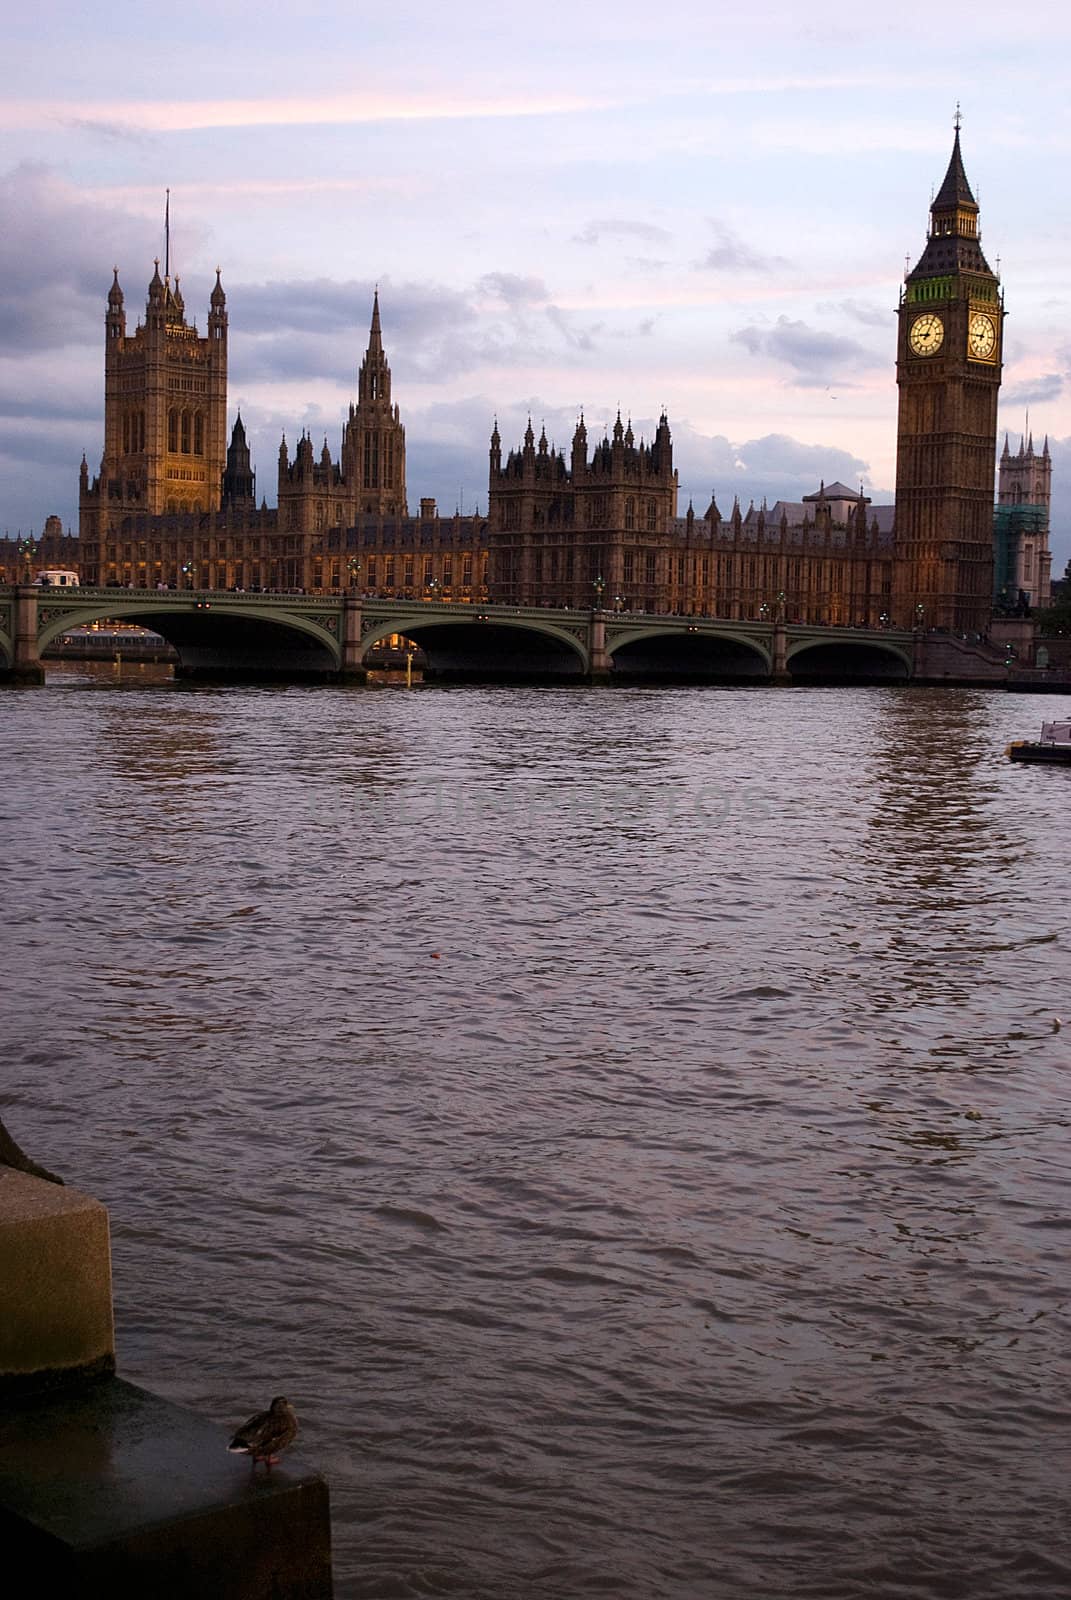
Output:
[1007, 719, 1071, 764]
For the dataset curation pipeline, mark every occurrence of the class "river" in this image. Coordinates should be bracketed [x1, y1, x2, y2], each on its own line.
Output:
[3, 668, 1070, 1598]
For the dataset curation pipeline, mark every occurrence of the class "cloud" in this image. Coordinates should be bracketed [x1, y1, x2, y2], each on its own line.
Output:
[816, 297, 891, 329]
[1001, 373, 1064, 406]
[233, 277, 476, 341]
[731, 315, 881, 386]
[229, 271, 607, 386]
[698, 221, 787, 274]
[574, 218, 672, 247]
[64, 117, 155, 146]
[478, 273, 549, 308]
[0, 163, 165, 354]
[230, 277, 485, 386]
[544, 305, 601, 352]
[3, 90, 622, 136]
[670, 422, 875, 507]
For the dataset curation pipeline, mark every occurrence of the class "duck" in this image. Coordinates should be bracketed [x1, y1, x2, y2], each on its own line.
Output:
[228, 1396, 298, 1470]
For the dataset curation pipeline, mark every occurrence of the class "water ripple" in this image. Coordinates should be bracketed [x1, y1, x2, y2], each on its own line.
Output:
[3, 673, 1071, 1597]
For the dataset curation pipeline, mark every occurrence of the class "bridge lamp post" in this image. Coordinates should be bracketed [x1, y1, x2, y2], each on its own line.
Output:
[347, 556, 361, 594]
[758, 601, 769, 622]
[879, 611, 890, 629]
[593, 574, 605, 611]
[17, 536, 37, 582]
[776, 590, 786, 623]
[613, 593, 624, 614]
[915, 603, 925, 631]
[181, 561, 195, 590]
[428, 578, 440, 603]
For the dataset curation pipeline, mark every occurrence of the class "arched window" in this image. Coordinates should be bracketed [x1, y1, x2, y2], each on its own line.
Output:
[180, 411, 191, 454]
[193, 412, 204, 456]
[122, 414, 130, 453]
[168, 410, 179, 452]
[624, 497, 635, 531]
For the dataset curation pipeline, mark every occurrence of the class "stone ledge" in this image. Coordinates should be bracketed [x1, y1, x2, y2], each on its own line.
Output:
[0, 1377, 333, 1599]
[0, 1168, 115, 1389]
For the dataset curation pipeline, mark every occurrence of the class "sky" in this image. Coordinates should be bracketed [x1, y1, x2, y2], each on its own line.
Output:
[2, 0, 1070, 570]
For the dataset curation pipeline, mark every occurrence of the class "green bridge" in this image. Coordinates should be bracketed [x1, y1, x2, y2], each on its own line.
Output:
[0, 585, 918, 685]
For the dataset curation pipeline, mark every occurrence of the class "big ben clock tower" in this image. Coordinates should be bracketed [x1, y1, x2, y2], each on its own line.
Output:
[894, 117, 1003, 632]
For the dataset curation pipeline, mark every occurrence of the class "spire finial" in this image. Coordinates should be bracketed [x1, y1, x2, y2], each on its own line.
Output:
[165, 188, 170, 280]
[954, 102, 962, 135]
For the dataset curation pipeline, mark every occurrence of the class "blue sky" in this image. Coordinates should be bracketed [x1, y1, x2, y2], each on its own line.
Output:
[2, 1, 1069, 567]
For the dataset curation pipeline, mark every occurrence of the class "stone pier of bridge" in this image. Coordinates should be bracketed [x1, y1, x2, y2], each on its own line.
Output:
[340, 594, 367, 684]
[11, 586, 44, 685]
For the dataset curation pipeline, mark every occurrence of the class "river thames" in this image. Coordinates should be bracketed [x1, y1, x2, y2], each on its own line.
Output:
[3, 669, 1070, 1599]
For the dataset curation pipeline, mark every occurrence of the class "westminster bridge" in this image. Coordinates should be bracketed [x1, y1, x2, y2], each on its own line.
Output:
[0, 583, 933, 686]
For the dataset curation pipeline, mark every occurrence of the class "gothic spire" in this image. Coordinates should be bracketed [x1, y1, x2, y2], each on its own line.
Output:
[357, 289, 390, 406]
[908, 120, 992, 281]
[932, 124, 978, 212]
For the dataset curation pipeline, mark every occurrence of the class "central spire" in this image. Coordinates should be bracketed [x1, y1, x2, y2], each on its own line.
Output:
[343, 290, 407, 516]
[358, 290, 390, 405]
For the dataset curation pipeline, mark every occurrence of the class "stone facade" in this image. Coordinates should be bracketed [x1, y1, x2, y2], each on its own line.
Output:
[80, 263, 228, 532]
[81, 292, 483, 597]
[0, 516, 79, 584]
[488, 412, 895, 621]
[68, 129, 1017, 628]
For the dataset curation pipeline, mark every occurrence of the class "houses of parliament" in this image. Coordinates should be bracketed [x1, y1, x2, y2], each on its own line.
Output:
[18, 128, 1052, 631]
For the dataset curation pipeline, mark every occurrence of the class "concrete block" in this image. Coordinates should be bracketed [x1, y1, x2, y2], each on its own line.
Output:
[0, 1169, 115, 1392]
[0, 1377, 333, 1599]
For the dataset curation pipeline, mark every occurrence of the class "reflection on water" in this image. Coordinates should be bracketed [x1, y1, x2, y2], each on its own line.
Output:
[3, 674, 1071, 1599]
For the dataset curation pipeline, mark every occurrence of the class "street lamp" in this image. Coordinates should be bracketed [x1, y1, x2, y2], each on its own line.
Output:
[776, 589, 786, 623]
[879, 611, 890, 628]
[593, 574, 605, 609]
[428, 578, 440, 602]
[347, 556, 361, 592]
[915, 603, 925, 630]
[181, 561, 195, 590]
[613, 593, 624, 614]
[758, 601, 769, 621]
[17, 536, 37, 582]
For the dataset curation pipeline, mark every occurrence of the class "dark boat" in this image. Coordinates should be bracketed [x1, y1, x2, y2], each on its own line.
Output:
[1007, 719, 1071, 764]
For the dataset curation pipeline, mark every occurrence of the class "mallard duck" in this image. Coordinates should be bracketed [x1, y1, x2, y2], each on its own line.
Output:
[228, 1396, 298, 1469]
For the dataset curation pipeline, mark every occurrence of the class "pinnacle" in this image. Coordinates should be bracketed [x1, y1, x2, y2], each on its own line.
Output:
[933, 125, 978, 212]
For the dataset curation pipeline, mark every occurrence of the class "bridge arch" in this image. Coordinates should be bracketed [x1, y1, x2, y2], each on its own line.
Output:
[36, 597, 342, 678]
[607, 626, 772, 681]
[786, 636, 912, 682]
[360, 612, 590, 680]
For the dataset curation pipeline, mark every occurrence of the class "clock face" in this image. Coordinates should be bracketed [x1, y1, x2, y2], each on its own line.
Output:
[909, 313, 944, 356]
[968, 311, 997, 360]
